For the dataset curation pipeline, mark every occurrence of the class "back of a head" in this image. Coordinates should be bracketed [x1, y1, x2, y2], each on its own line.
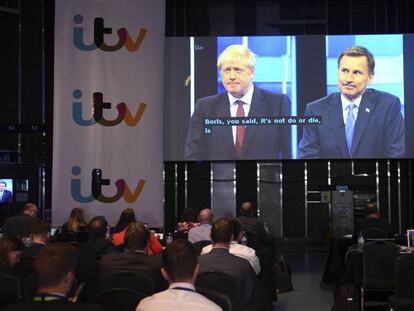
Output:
[30, 219, 50, 237]
[124, 222, 149, 250]
[88, 215, 108, 239]
[163, 239, 197, 282]
[115, 208, 136, 231]
[230, 219, 242, 241]
[23, 203, 38, 217]
[365, 202, 379, 217]
[199, 208, 213, 224]
[211, 217, 233, 243]
[0, 236, 24, 270]
[240, 201, 255, 218]
[68, 207, 86, 231]
[180, 208, 198, 223]
[34, 243, 77, 289]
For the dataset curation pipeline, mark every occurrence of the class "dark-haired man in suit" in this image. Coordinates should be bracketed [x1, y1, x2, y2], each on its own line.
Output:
[298, 46, 405, 159]
[0, 181, 12, 203]
[100, 222, 167, 292]
[185, 44, 291, 161]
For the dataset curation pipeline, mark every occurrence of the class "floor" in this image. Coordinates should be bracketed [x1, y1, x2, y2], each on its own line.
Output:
[273, 249, 334, 311]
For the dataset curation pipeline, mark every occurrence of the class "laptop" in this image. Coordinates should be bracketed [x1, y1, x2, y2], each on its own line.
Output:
[407, 229, 414, 250]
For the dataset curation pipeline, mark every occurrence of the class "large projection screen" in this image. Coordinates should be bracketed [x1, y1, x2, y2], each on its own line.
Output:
[164, 34, 414, 161]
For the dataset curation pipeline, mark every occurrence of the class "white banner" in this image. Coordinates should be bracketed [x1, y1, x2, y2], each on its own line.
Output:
[53, 0, 165, 227]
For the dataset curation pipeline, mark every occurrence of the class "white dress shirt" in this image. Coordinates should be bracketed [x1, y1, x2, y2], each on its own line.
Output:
[136, 282, 221, 311]
[227, 85, 254, 145]
[201, 241, 261, 274]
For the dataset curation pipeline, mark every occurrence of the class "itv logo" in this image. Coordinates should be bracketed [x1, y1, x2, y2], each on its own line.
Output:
[73, 14, 147, 52]
[72, 89, 146, 127]
[71, 166, 145, 203]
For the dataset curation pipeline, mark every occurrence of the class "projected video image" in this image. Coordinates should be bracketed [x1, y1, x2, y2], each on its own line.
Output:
[164, 34, 413, 161]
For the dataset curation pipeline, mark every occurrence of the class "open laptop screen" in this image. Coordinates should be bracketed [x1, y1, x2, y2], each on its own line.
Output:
[407, 229, 414, 249]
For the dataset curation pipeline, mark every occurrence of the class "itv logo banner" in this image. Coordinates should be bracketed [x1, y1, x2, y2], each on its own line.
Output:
[71, 166, 145, 203]
[73, 14, 147, 52]
[72, 89, 146, 127]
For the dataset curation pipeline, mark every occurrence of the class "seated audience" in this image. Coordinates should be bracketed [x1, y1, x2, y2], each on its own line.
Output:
[59, 207, 88, 242]
[77, 216, 118, 261]
[136, 239, 220, 311]
[198, 217, 253, 304]
[100, 222, 166, 291]
[111, 208, 162, 255]
[2, 243, 102, 310]
[352, 202, 393, 242]
[201, 219, 261, 275]
[0, 236, 24, 274]
[3, 203, 38, 239]
[188, 209, 213, 243]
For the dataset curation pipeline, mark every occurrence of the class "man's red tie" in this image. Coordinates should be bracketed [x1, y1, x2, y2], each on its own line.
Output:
[235, 100, 245, 157]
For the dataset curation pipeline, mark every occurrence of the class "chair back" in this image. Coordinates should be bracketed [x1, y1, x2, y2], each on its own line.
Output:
[196, 271, 242, 310]
[361, 227, 388, 239]
[395, 253, 414, 299]
[0, 272, 21, 308]
[100, 272, 155, 295]
[197, 287, 232, 311]
[88, 288, 147, 311]
[244, 230, 262, 251]
[362, 240, 399, 290]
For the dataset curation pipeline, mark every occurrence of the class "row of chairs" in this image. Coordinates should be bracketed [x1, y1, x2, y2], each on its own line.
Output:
[360, 240, 414, 311]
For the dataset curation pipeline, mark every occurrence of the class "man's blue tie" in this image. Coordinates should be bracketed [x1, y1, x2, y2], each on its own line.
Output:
[345, 103, 356, 154]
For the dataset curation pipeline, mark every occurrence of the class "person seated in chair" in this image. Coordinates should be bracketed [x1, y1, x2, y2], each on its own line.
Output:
[237, 201, 272, 250]
[188, 209, 214, 243]
[136, 239, 221, 311]
[198, 217, 253, 304]
[100, 222, 166, 292]
[2, 243, 102, 311]
[352, 202, 393, 243]
[201, 219, 261, 275]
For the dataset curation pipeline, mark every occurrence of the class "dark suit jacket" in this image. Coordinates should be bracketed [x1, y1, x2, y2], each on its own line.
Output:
[298, 89, 405, 159]
[237, 216, 272, 249]
[77, 238, 118, 261]
[352, 217, 393, 242]
[3, 214, 37, 238]
[0, 190, 12, 203]
[198, 247, 253, 303]
[1, 299, 102, 311]
[100, 250, 166, 291]
[185, 87, 291, 160]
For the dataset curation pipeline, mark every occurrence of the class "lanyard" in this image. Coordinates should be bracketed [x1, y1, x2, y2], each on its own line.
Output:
[33, 293, 67, 302]
[172, 286, 196, 292]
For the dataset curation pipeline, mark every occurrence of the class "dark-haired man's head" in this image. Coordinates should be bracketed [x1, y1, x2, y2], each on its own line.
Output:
[161, 239, 199, 284]
[30, 219, 51, 244]
[240, 201, 256, 218]
[210, 217, 233, 245]
[124, 222, 150, 251]
[88, 216, 108, 239]
[34, 243, 77, 295]
[365, 202, 379, 218]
